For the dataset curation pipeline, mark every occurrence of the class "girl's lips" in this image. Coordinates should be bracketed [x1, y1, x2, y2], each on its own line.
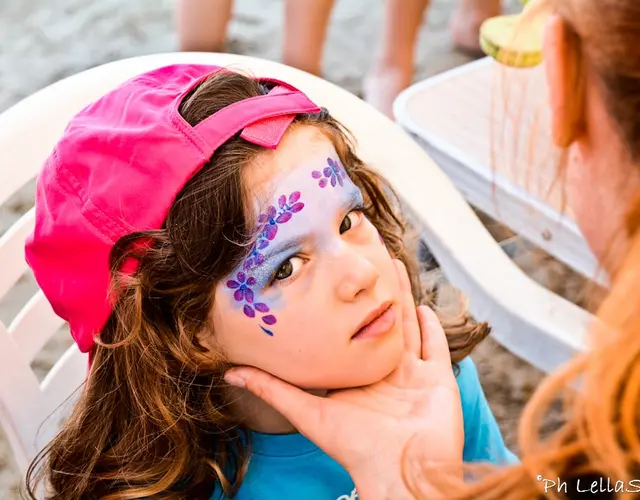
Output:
[352, 303, 396, 341]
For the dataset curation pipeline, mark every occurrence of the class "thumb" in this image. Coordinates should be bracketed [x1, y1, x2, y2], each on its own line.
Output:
[225, 367, 325, 438]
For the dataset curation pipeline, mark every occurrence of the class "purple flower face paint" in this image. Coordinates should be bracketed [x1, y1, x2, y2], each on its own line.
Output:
[243, 191, 305, 271]
[312, 157, 346, 188]
[212, 129, 403, 392]
[226, 191, 305, 336]
[223, 156, 364, 337]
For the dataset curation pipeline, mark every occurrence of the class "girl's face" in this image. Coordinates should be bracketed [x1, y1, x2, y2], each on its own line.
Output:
[210, 125, 404, 390]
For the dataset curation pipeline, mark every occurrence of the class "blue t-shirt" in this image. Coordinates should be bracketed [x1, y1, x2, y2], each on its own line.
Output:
[211, 357, 517, 500]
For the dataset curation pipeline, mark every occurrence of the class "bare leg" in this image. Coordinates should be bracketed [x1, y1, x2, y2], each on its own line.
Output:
[364, 0, 430, 118]
[177, 0, 233, 52]
[282, 0, 335, 76]
[450, 0, 502, 54]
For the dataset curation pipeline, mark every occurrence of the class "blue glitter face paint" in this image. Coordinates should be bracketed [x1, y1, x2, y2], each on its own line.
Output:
[225, 191, 305, 336]
[250, 238, 305, 289]
[224, 156, 365, 336]
[260, 191, 363, 265]
[253, 185, 364, 291]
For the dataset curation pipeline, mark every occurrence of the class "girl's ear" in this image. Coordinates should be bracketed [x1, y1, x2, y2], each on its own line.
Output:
[197, 325, 216, 354]
[543, 14, 586, 147]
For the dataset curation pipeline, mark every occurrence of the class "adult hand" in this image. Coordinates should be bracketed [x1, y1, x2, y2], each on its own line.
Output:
[224, 260, 464, 500]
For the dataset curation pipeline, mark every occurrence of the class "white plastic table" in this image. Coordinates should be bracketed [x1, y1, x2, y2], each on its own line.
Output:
[395, 57, 603, 284]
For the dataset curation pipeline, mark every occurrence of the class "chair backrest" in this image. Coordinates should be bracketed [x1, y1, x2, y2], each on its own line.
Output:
[0, 102, 88, 473]
[0, 52, 595, 480]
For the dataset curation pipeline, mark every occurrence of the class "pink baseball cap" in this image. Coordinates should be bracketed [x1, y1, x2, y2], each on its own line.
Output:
[25, 64, 322, 354]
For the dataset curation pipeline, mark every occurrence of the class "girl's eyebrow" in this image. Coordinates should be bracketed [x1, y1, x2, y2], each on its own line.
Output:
[259, 186, 364, 262]
[262, 236, 306, 262]
[342, 186, 364, 211]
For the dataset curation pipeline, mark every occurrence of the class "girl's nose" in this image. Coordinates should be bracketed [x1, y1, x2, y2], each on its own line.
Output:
[335, 249, 380, 302]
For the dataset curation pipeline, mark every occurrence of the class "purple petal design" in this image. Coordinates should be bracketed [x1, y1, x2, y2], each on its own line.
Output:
[330, 157, 344, 175]
[228, 190, 308, 338]
[331, 175, 337, 187]
[265, 224, 278, 240]
[323, 166, 333, 177]
[319, 178, 328, 188]
[276, 212, 292, 224]
[262, 315, 277, 325]
[254, 303, 270, 313]
[243, 305, 255, 318]
[337, 175, 344, 187]
[260, 326, 274, 336]
[312, 170, 322, 179]
[289, 191, 301, 203]
[290, 202, 304, 213]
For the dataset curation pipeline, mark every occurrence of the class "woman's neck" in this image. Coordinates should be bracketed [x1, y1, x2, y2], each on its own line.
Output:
[226, 385, 327, 434]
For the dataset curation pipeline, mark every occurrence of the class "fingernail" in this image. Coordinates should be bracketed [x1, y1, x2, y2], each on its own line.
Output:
[224, 371, 246, 388]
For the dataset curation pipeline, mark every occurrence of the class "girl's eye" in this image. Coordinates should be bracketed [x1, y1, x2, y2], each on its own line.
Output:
[339, 210, 363, 234]
[273, 256, 304, 281]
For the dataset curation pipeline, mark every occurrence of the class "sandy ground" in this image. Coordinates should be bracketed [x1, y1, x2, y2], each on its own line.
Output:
[0, 0, 580, 497]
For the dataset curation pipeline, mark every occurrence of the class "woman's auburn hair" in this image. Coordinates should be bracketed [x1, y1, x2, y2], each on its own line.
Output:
[406, 0, 640, 498]
[25, 69, 489, 499]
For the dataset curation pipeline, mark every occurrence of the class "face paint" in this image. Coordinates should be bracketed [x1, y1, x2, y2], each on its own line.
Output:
[311, 157, 346, 188]
[315, 157, 383, 247]
[225, 156, 364, 337]
[226, 191, 305, 336]
[252, 156, 363, 289]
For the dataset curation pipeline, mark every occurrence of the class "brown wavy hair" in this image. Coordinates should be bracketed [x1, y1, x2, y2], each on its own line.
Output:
[405, 0, 640, 498]
[25, 69, 488, 499]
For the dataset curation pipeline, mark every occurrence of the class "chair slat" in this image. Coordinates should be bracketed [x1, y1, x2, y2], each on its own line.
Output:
[0, 102, 51, 207]
[0, 208, 35, 300]
[0, 86, 78, 207]
[41, 344, 86, 407]
[38, 345, 86, 453]
[0, 322, 45, 473]
[10, 290, 67, 362]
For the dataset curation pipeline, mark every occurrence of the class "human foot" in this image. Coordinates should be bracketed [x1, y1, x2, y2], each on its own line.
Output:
[450, 0, 502, 55]
[362, 67, 413, 119]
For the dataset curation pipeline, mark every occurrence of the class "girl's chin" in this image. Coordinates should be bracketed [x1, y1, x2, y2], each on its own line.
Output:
[267, 338, 404, 390]
[312, 357, 402, 390]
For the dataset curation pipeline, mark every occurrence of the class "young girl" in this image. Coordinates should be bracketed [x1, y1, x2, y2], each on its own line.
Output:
[24, 64, 515, 499]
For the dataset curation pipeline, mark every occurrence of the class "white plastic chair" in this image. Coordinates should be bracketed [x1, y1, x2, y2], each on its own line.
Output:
[0, 52, 595, 478]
